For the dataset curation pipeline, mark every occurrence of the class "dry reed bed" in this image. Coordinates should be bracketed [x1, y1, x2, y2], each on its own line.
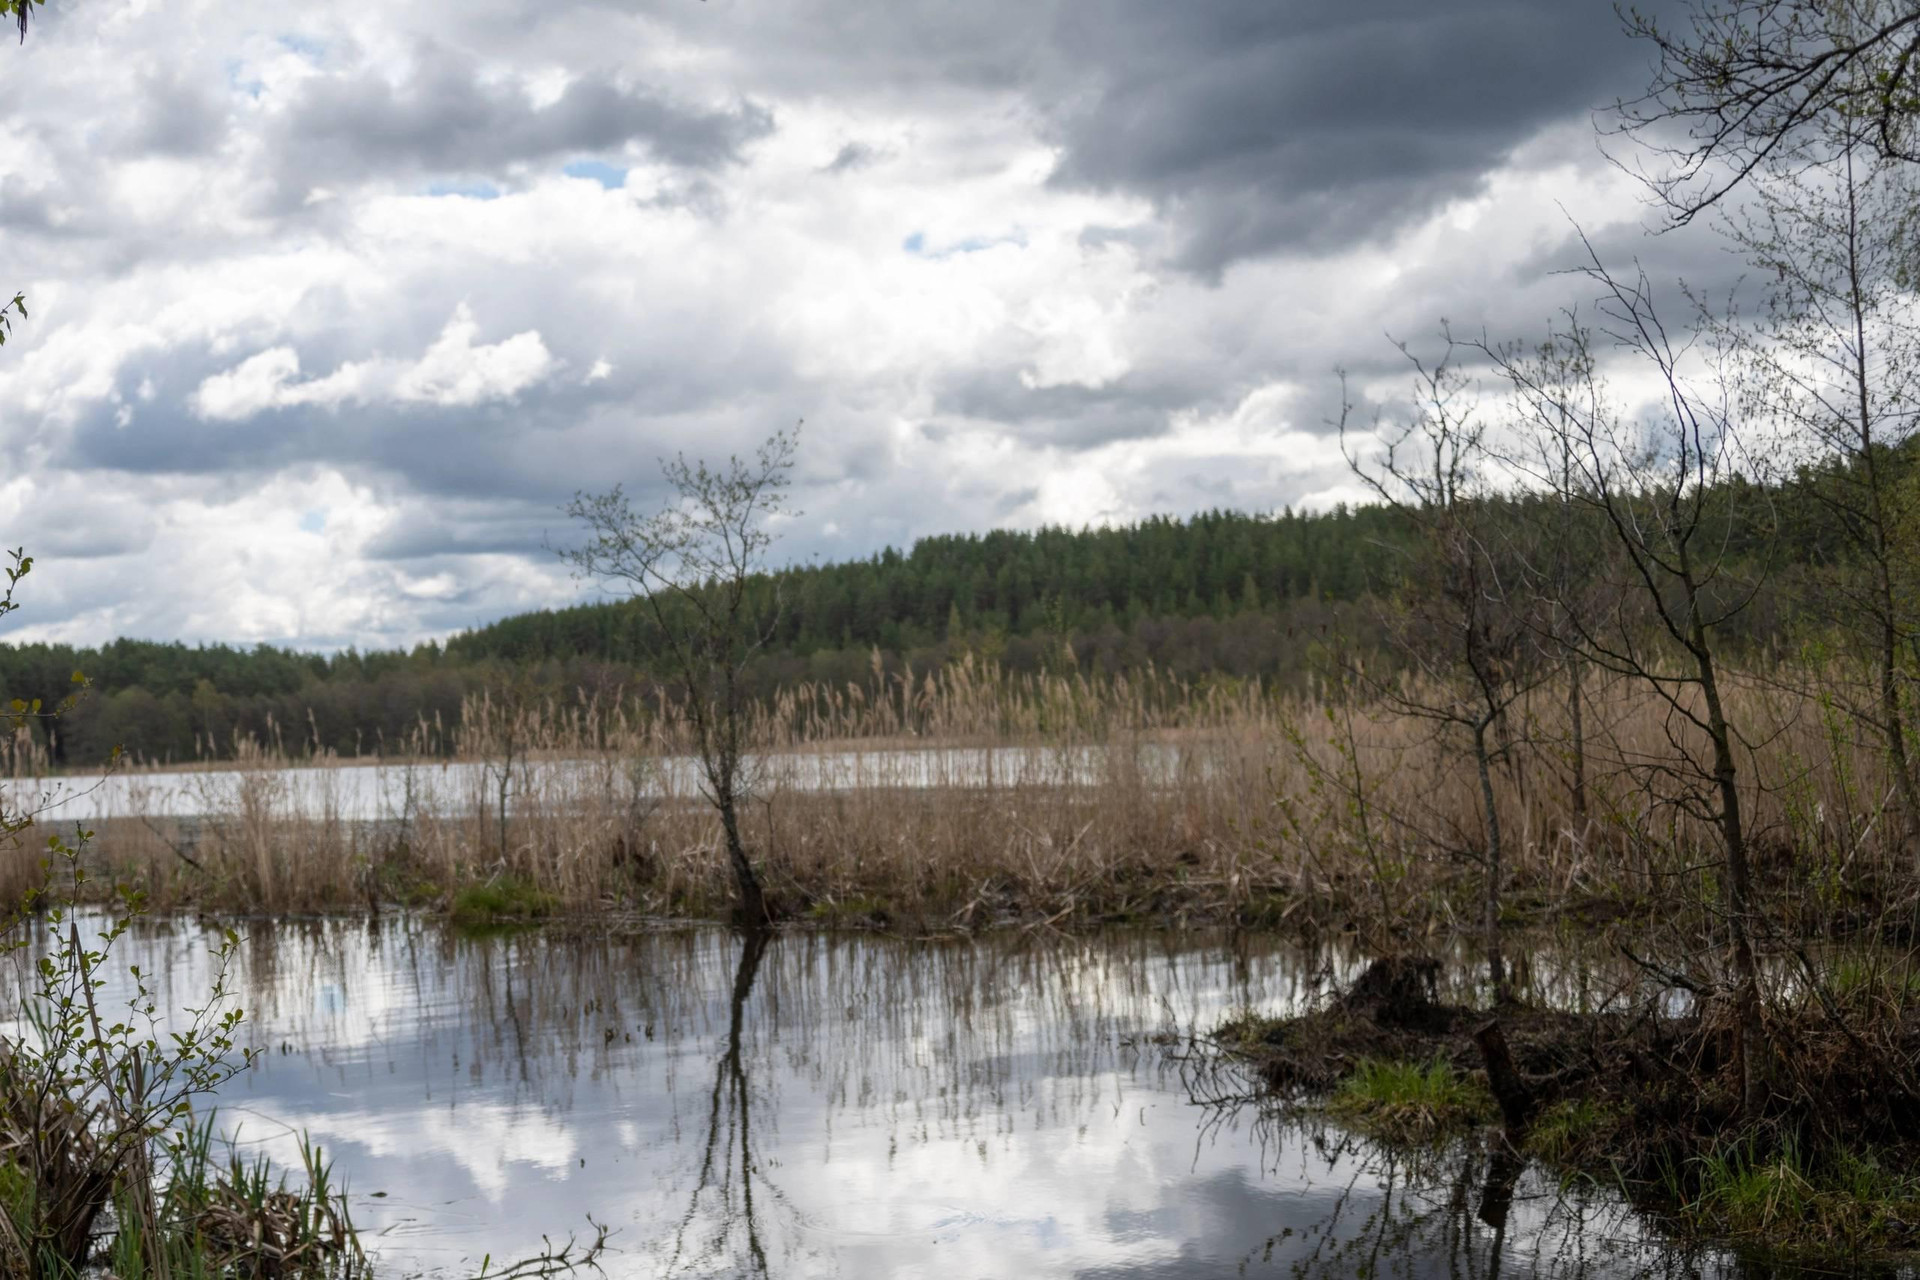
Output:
[2, 659, 1911, 930]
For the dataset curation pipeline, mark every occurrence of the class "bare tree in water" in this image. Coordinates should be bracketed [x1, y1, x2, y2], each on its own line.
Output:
[1491, 247, 1776, 1113]
[1707, 97, 1920, 876]
[1339, 333, 1542, 1003]
[565, 427, 800, 926]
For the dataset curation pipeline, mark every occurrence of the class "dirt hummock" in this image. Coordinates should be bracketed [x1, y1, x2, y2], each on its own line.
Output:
[1228, 956, 1613, 1096]
[1218, 955, 1920, 1261]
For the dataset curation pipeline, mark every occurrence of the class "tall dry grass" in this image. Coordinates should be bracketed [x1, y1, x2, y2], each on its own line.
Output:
[4, 654, 1914, 931]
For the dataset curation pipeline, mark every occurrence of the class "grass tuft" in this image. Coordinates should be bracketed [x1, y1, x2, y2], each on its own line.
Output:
[450, 876, 560, 926]
[1326, 1057, 1492, 1143]
[1524, 1097, 1620, 1165]
[1666, 1137, 1920, 1253]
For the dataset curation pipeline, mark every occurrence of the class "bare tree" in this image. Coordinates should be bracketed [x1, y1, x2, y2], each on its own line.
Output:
[1708, 106, 1920, 873]
[1503, 335, 1645, 864]
[1619, 0, 1920, 222]
[563, 427, 800, 927]
[1340, 335, 1543, 1002]
[1491, 250, 1776, 1111]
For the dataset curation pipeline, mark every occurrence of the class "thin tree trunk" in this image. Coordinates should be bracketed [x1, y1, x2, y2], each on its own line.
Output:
[1692, 615, 1764, 1114]
[1567, 656, 1588, 827]
[1878, 616, 1920, 876]
[1474, 720, 1508, 1002]
[1842, 137, 1920, 880]
[718, 789, 767, 927]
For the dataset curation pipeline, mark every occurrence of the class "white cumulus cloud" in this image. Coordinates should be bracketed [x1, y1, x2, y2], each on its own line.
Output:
[193, 306, 555, 420]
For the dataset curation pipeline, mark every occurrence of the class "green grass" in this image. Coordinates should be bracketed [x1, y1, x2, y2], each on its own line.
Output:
[4, 1114, 364, 1280]
[1829, 956, 1920, 1004]
[1215, 1011, 1290, 1052]
[449, 876, 560, 926]
[1524, 1097, 1620, 1164]
[0, 1158, 30, 1230]
[1326, 1057, 1492, 1143]
[1670, 1137, 1920, 1253]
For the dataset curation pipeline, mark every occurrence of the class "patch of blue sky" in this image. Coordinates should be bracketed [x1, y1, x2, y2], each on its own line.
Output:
[299, 510, 327, 535]
[225, 59, 265, 99]
[902, 229, 1027, 258]
[563, 159, 629, 190]
[426, 180, 502, 200]
[276, 33, 326, 63]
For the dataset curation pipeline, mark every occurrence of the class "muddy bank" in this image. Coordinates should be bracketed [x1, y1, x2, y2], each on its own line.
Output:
[1218, 955, 1920, 1266]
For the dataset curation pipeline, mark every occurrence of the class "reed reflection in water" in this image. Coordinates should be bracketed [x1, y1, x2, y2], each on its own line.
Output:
[81, 920, 1750, 1279]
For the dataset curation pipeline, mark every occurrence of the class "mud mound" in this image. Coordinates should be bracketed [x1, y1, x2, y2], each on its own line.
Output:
[1336, 955, 1446, 1029]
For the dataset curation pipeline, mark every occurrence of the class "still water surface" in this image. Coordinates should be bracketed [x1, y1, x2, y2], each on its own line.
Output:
[6, 747, 1134, 821]
[74, 920, 1771, 1278]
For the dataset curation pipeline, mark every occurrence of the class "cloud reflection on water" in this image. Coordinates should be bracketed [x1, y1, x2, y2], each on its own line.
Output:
[64, 919, 1751, 1279]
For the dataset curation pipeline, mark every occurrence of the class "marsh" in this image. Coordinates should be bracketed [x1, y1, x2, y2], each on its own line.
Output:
[36, 917, 1777, 1279]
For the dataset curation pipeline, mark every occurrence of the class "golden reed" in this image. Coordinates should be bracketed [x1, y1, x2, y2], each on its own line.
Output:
[1, 654, 1906, 929]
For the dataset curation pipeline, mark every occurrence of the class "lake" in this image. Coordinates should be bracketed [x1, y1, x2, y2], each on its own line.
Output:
[5, 746, 1142, 822]
[20, 919, 1763, 1278]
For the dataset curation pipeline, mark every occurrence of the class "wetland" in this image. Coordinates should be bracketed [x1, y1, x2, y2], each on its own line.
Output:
[10, 914, 1850, 1279]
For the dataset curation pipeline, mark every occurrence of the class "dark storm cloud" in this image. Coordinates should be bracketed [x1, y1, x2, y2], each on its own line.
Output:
[1507, 216, 1757, 317]
[0, 176, 62, 236]
[1039, 0, 1680, 278]
[9, 499, 154, 560]
[57, 335, 804, 516]
[64, 384, 628, 506]
[586, 0, 1684, 278]
[263, 41, 772, 204]
[47, 246, 811, 505]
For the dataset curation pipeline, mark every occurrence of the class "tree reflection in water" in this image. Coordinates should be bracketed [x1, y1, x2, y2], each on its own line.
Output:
[1224, 1119, 1720, 1280]
[669, 928, 775, 1276]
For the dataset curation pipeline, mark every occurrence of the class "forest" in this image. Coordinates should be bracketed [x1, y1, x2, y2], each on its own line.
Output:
[0, 505, 1414, 765]
[0, 464, 1844, 770]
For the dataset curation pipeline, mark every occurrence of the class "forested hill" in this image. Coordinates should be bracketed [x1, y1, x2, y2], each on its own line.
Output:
[0, 507, 1411, 765]
[450, 507, 1404, 664]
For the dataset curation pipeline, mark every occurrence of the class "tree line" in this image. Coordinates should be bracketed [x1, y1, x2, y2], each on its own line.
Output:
[0, 457, 1893, 772]
[0, 505, 1417, 765]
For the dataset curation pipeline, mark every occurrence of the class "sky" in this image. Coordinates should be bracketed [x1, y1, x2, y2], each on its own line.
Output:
[0, 0, 1712, 651]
